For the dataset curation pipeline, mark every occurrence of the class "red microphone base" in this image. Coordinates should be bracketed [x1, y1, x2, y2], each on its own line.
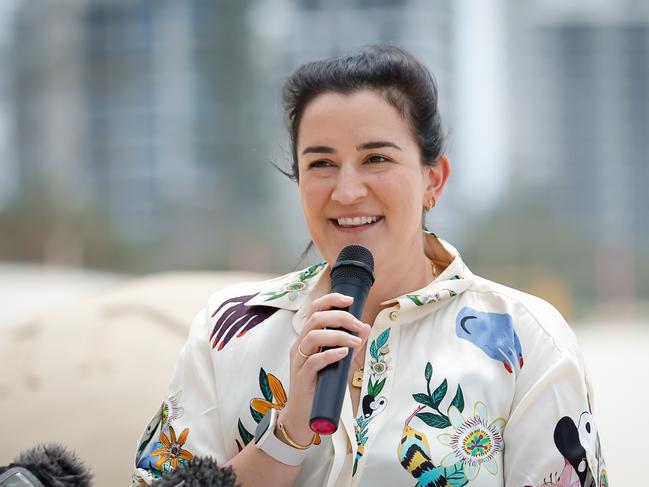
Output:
[310, 418, 337, 435]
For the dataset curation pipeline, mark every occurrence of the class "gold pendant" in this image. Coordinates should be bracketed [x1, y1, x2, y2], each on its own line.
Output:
[352, 367, 364, 388]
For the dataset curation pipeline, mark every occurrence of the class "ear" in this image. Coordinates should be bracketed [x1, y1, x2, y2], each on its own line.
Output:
[423, 154, 451, 204]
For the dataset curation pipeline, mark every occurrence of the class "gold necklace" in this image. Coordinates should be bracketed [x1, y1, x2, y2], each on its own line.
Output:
[430, 258, 438, 278]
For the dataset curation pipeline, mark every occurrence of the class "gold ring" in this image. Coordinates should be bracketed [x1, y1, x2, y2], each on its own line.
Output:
[297, 343, 311, 359]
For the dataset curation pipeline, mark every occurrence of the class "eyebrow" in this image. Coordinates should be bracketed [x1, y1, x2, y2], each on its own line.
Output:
[301, 140, 402, 155]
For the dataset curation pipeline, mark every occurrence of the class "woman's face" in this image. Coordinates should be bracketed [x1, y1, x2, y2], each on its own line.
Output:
[296, 89, 449, 268]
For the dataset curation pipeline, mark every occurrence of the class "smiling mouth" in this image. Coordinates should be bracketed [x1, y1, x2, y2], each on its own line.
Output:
[331, 216, 385, 228]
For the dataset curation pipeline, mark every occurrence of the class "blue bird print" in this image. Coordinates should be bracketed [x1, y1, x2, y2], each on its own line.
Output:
[455, 307, 524, 373]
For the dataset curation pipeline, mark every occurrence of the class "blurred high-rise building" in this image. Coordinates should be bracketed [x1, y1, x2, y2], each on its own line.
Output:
[507, 0, 649, 307]
[8, 0, 281, 269]
[8, 0, 487, 271]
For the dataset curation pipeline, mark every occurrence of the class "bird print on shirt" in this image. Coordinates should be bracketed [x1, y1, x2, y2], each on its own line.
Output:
[398, 423, 467, 487]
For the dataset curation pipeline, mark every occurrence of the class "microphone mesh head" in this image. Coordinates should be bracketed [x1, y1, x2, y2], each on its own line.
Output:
[331, 245, 375, 284]
[336, 245, 374, 269]
[15, 443, 93, 487]
[153, 457, 238, 486]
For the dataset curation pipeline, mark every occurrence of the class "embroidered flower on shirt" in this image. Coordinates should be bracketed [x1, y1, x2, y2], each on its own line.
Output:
[237, 368, 321, 451]
[150, 426, 193, 471]
[438, 401, 506, 481]
[262, 262, 326, 301]
[161, 391, 184, 430]
[407, 288, 457, 306]
[353, 328, 392, 476]
[368, 329, 391, 381]
[399, 362, 469, 486]
[250, 369, 288, 417]
[368, 355, 391, 380]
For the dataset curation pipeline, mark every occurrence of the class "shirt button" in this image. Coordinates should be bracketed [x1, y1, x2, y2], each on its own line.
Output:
[389, 310, 399, 321]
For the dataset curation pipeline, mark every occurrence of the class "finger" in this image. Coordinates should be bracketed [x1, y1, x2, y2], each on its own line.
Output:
[356, 321, 372, 343]
[308, 293, 353, 315]
[300, 347, 350, 376]
[300, 329, 363, 356]
[305, 310, 366, 334]
[351, 325, 372, 358]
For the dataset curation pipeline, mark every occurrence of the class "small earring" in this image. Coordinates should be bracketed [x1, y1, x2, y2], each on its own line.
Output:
[424, 197, 436, 211]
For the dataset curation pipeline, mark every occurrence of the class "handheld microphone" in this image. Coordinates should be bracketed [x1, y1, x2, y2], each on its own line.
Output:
[309, 245, 374, 435]
[0, 443, 92, 487]
[153, 456, 238, 486]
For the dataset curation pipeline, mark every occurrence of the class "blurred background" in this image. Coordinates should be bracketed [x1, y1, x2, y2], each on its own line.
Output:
[0, 0, 646, 485]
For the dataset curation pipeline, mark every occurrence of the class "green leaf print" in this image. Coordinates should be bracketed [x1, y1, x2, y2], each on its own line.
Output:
[250, 405, 264, 424]
[238, 419, 254, 446]
[451, 384, 465, 413]
[431, 379, 448, 408]
[444, 462, 469, 487]
[367, 378, 377, 396]
[372, 378, 386, 396]
[299, 263, 325, 281]
[425, 362, 433, 382]
[259, 368, 273, 402]
[415, 412, 451, 429]
[412, 393, 435, 408]
[407, 295, 424, 306]
[263, 291, 288, 301]
[369, 328, 390, 361]
[369, 340, 378, 360]
[375, 329, 390, 350]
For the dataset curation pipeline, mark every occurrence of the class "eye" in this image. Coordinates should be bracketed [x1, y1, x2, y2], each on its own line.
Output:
[308, 160, 334, 169]
[366, 155, 391, 164]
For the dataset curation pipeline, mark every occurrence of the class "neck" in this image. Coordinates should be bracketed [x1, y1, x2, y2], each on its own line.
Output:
[360, 237, 435, 325]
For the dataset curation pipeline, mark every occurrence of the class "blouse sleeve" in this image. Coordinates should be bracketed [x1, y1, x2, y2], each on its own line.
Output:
[132, 307, 228, 486]
[503, 307, 607, 487]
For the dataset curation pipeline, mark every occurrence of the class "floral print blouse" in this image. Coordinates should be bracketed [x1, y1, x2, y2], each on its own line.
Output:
[132, 235, 607, 487]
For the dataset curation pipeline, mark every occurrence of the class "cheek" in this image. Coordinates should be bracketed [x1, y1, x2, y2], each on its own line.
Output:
[299, 180, 328, 223]
[375, 174, 421, 215]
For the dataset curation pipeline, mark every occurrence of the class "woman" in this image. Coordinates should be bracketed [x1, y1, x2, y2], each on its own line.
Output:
[133, 46, 607, 487]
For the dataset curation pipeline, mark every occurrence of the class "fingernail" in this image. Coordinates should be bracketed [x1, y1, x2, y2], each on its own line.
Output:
[354, 318, 365, 328]
[338, 347, 349, 356]
[351, 336, 362, 344]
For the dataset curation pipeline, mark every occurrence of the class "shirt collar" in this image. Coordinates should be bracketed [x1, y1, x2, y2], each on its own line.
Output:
[379, 233, 474, 311]
[243, 261, 330, 311]
[244, 233, 474, 331]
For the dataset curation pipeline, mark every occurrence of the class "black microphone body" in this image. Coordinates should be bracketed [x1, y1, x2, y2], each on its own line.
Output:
[310, 245, 374, 435]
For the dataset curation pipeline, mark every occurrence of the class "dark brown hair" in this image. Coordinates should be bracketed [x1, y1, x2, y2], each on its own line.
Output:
[282, 44, 446, 181]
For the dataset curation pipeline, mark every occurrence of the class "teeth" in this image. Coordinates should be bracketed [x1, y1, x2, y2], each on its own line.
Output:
[337, 216, 379, 227]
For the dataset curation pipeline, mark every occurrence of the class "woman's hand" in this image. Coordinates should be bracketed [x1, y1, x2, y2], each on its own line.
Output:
[278, 293, 371, 445]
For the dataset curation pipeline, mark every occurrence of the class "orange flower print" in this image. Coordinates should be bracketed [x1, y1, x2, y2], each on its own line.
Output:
[250, 372, 288, 415]
[150, 425, 193, 471]
[241, 368, 320, 447]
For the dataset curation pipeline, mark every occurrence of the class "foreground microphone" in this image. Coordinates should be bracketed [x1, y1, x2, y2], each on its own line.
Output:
[0, 444, 92, 487]
[154, 457, 237, 486]
[310, 245, 375, 435]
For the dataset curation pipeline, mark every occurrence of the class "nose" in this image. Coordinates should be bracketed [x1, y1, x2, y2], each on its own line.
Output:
[331, 167, 368, 205]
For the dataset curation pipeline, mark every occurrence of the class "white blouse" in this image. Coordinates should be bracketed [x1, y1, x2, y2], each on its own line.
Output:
[133, 235, 607, 487]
